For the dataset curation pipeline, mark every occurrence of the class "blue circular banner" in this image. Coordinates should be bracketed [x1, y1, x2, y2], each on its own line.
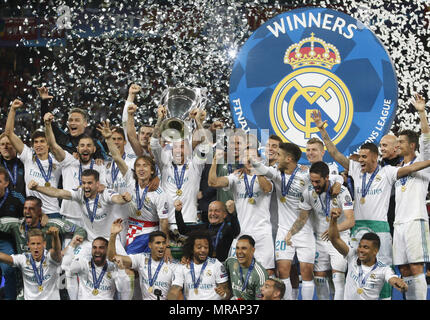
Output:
[229, 7, 398, 163]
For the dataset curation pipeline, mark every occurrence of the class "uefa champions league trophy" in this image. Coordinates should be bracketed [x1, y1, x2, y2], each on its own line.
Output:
[159, 87, 207, 143]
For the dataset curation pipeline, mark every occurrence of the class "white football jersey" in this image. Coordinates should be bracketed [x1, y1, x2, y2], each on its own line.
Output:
[59, 151, 107, 220]
[344, 248, 397, 300]
[172, 257, 229, 300]
[349, 160, 398, 222]
[394, 138, 430, 223]
[18, 145, 62, 214]
[224, 171, 273, 235]
[130, 252, 178, 300]
[69, 188, 120, 241]
[69, 256, 120, 300]
[12, 250, 61, 300]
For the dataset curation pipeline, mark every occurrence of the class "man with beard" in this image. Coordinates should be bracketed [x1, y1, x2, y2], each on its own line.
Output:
[0, 227, 62, 300]
[44, 112, 106, 228]
[37, 86, 108, 161]
[5, 99, 62, 218]
[62, 235, 124, 300]
[108, 224, 178, 300]
[286, 161, 355, 300]
[167, 230, 230, 300]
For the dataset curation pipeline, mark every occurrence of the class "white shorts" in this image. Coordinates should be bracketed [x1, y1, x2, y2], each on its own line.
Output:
[314, 233, 348, 272]
[229, 231, 275, 270]
[393, 219, 430, 265]
[275, 228, 315, 264]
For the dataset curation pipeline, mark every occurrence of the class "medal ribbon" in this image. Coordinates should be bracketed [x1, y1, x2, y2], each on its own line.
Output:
[281, 166, 299, 197]
[173, 163, 187, 191]
[79, 159, 94, 185]
[239, 258, 255, 292]
[91, 259, 108, 292]
[361, 166, 379, 199]
[35, 154, 53, 185]
[400, 157, 416, 187]
[29, 252, 45, 288]
[357, 261, 378, 290]
[318, 182, 331, 221]
[190, 259, 208, 292]
[148, 255, 164, 289]
[85, 194, 100, 223]
[3, 159, 17, 186]
[111, 153, 126, 183]
[210, 222, 225, 249]
[136, 183, 149, 211]
[243, 173, 257, 200]
[0, 188, 9, 209]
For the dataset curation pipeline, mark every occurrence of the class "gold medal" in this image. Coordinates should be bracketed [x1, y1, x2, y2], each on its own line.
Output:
[401, 185, 406, 192]
[248, 197, 255, 204]
[148, 286, 153, 293]
[360, 197, 365, 204]
[45, 182, 51, 187]
[280, 196, 286, 203]
[326, 216, 330, 222]
[38, 285, 43, 292]
[357, 288, 363, 294]
[92, 289, 99, 296]
[194, 288, 198, 294]
[176, 189, 183, 196]
[136, 210, 141, 216]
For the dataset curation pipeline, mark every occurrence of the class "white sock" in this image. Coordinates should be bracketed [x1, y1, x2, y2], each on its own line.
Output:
[413, 273, 427, 300]
[404, 276, 416, 300]
[301, 280, 315, 300]
[281, 278, 293, 300]
[292, 288, 299, 300]
[314, 276, 330, 300]
[332, 272, 345, 300]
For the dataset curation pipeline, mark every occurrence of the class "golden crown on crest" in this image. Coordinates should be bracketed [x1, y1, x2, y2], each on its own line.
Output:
[284, 33, 341, 70]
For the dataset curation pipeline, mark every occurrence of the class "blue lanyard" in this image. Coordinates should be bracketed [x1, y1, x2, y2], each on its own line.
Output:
[148, 255, 164, 288]
[111, 153, 126, 183]
[91, 259, 108, 291]
[136, 183, 149, 210]
[190, 259, 208, 291]
[210, 222, 225, 249]
[357, 261, 378, 289]
[361, 166, 379, 199]
[243, 173, 257, 199]
[281, 166, 299, 197]
[317, 182, 331, 221]
[400, 157, 417, 186]
[239, 258, 255, 292]
[173, 163, 187, 190]
[35, 154, 53, 184]
[3, 159, 17, 185]
[85, 194, 100, 223]
[29, 252, 45, 287]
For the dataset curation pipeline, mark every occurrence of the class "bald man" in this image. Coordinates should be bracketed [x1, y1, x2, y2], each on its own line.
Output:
[379, 134, 402, 237]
